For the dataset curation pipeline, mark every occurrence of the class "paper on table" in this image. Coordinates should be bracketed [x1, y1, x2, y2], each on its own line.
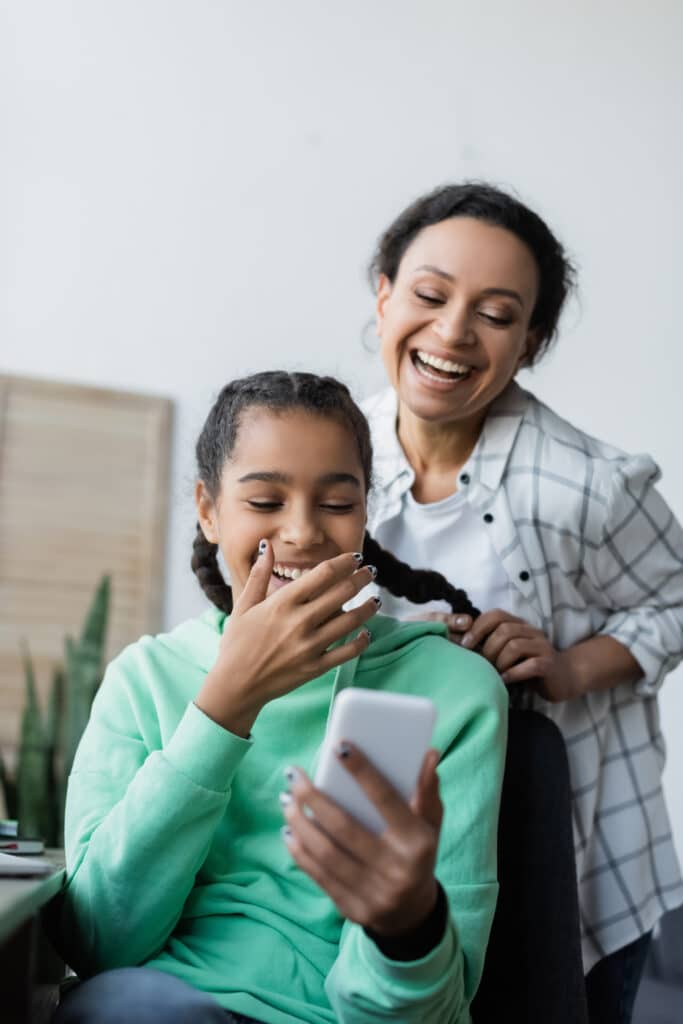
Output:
[0, 850, 53, 876]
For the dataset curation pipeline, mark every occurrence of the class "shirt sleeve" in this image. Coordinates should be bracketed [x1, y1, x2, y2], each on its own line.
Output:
[588, 453, 683, 695]
[56, 665, 252, 977]
[324, 660, 507, 1023]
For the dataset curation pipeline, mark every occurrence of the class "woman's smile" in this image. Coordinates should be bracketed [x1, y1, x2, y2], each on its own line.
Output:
[409, 348, 477, 389]
[377, 217, 539, 428]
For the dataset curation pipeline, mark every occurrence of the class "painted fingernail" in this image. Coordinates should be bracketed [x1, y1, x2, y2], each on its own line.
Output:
[278, 791, 293, 808]
[281, 825, 292, 843]
[366, 564, 378, 579]
[284, 765, 299, 784]
[336, 742, 352, 759]
[373, 596, 382, 608]
[461, 632, 473, 648]
[258, 539, 267, 555]
[352, 552, 363, 562]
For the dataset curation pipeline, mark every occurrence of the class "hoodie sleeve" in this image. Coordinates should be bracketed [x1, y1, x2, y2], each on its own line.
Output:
[57, 656, 251, 977]
[325, 655, 507, 1023]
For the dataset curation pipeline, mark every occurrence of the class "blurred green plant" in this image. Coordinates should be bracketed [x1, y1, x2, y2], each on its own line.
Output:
[0, 576, 110, 847]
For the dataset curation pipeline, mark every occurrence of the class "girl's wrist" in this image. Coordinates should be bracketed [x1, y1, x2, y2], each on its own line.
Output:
[196, 665, 262, 738]
[370, 876, 440, 938]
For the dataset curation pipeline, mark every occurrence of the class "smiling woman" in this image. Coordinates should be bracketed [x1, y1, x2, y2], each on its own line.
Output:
[362, 182, 683, 1024]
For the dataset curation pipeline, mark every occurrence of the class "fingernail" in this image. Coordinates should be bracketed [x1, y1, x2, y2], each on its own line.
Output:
[284, 765, 299, 784]
[258, 539, 267, 555]
[281, 825, 292, 843]
[278, 791, 292, 808]
[336, 742, 352, 759]
[361, 628, 372, 643]
[461, 632, 473, 648]
[373, 596, 382, 608]
[352, 552, 363, 562]
[366, 564, 378, 579]
[454, 615, 469, 627]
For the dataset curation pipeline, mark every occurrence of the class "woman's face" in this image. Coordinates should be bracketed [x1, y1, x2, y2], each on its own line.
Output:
[196, 407, 367, 603]
[377, 216, 540, 428]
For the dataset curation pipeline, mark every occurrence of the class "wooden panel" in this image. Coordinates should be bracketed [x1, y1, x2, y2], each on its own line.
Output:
[0, 374, 173, 769]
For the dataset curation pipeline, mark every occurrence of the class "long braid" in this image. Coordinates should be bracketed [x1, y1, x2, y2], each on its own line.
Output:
[363, 531, 480, 619]
[191, 523, 233, 614]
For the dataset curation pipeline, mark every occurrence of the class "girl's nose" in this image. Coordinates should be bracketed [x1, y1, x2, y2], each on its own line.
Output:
[279, 514, 325, 548]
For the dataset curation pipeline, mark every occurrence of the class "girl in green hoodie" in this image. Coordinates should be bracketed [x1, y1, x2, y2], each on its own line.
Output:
[54, 371, 507, 1024]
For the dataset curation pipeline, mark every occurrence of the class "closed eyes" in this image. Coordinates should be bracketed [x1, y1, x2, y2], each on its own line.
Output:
[246, 500, 355, 513]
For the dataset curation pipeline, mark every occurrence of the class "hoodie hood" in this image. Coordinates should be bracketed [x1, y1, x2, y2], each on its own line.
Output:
[158, 606, 449, 680]
[158, 607, 450, 730]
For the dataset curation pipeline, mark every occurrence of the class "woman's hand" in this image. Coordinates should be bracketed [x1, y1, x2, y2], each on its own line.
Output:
[406, 611, 472, 644]
[281, 745, 442, 937]
[196, 542, 379, 736]
[457, 609, 580, 702]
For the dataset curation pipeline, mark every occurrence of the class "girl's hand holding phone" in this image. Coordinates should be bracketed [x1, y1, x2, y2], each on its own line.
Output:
[281, 745, 442, 937]
[196, 541, 378, 737]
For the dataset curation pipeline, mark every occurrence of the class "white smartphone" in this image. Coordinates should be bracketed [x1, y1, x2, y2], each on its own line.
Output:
[314, 688, 437, 834]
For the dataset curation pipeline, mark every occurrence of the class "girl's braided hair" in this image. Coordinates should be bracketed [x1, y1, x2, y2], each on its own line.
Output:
[192, 371, 479, 619]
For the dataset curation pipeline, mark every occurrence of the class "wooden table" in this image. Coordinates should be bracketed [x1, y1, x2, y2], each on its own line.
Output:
[0, 853, 66, 1024]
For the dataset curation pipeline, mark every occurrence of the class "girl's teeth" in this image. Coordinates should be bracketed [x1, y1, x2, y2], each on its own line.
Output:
[273, 564, 309, 580]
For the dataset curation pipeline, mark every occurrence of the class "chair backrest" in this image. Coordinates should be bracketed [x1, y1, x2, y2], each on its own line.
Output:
[471, 708, 588, 1024]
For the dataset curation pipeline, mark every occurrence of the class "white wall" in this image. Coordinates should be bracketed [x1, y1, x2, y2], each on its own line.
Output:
[3, 1, 682, 850]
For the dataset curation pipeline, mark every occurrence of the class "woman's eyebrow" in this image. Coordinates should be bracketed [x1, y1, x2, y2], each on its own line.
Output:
[413, 265, 524, 306]
[413, 264, 454, 282]
[237, 471, 361, 487]
[480, 286, 524, 306]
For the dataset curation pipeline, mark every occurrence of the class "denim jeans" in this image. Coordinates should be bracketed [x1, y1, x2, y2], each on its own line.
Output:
[52, 967, 264, 1024]
[585, 931, 652, 1024]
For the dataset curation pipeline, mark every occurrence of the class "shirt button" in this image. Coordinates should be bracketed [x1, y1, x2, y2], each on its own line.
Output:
[483, 513, 494, 524]
[519, 570, 530, 582]
[460, 473, 470, 485]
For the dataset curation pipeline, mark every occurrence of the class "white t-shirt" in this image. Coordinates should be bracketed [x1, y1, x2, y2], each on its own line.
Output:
[374, 486, 516, 620]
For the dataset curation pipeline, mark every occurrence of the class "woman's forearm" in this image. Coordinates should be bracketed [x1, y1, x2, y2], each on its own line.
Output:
[560, 635, 643, 698]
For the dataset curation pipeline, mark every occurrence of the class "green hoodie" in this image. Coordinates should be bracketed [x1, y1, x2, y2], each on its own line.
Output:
[57, 611, 507, 1023]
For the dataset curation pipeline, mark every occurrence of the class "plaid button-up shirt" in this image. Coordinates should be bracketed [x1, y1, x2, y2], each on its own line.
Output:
[363, 381, 683, 971]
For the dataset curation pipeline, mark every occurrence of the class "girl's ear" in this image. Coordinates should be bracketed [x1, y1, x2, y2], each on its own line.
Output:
[195, 480, 219, 544]
[375, 273, 393, 336]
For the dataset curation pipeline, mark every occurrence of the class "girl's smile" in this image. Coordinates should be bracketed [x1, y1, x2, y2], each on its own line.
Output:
[196, 407, 367, 603]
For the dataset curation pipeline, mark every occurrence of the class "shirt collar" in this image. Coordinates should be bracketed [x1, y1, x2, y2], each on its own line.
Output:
[368, 379, 530, 495]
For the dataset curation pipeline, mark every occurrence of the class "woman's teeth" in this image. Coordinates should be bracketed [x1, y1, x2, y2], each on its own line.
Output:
[414, 350, 471, 381]
[272, 564, 311, 580]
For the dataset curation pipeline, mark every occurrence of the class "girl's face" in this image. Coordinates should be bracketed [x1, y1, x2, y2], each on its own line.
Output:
[196, 408, 367, 603]
[376, 216, 540, 429]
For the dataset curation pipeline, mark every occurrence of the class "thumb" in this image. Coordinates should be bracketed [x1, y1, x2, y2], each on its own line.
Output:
[448, 613, 472, 633]
[411, 748, 443, 829]
[233, 538, 274, 614]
